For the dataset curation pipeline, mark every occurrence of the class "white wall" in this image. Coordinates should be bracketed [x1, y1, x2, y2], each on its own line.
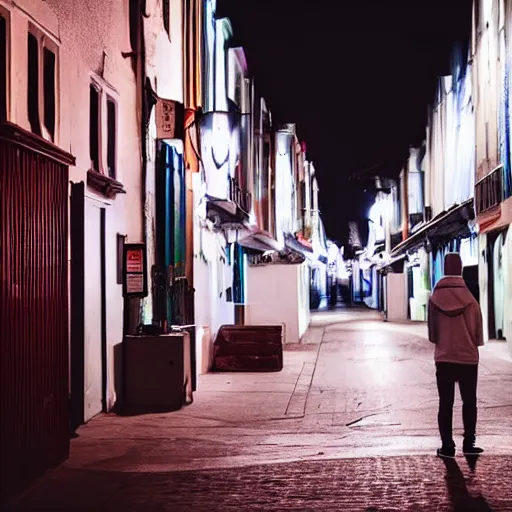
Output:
[478, 233, 490, 343]
[473, 0, 500, 180]
[425, 70, 475, 218]
[192, 176, 234, 364]
[504, 228, 512, 355]
[386, 273, 408, 322]
[297, 262, 311, 337]
[5, 0, 143, 413]
[427, 100, 446, 217]
[144, 0, 183, 104]
[83, 200, 103, 421]
[141, 0, 184, 323]
[245, 263, 310, 343]
[193, 236, 235, 343]
[275, 131, 294, 243]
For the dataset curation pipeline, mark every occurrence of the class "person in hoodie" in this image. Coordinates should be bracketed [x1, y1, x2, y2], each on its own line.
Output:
[428, 252, 484, 458]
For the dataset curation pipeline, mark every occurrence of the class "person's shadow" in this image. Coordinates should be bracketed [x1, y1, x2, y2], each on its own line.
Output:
[441, 456, 493, 511]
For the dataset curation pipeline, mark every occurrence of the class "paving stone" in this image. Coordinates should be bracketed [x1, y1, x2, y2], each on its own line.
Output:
[8, 310, 512, 511]
[11, 455, 512, 511]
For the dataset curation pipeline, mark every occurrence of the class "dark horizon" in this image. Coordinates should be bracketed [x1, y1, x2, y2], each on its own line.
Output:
[217, 0, 474, 245]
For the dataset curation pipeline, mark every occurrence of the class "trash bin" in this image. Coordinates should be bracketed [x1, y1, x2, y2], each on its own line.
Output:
[123, 333, 190, 411]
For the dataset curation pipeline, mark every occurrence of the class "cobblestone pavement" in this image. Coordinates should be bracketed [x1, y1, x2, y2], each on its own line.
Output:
[11, 455, 512, 511]
[9, 309, 512, 510]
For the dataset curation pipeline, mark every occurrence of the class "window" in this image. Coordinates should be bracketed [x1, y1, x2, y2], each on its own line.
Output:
[27, 33, 40, 135]
[214, 19, 230, 112]
[26, 27, 57, 141]
[89, 84, 100, 171]
[129, 0, 139, 53]
[89, 78, 118, 180]
[106, 96, 116, 179]
[163, 0, 170, 39]
[43, 48, 55, 138]
[0, 13, 7, 121]
[228, 50, 245, 109]
[234, 70, 242, 108]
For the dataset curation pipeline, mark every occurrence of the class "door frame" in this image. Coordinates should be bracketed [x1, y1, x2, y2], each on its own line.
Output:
[70, 182, 85, 431]
[487, 227, 508, 340]
[100, 207, 108, 411]
[80, 195, 108, 422]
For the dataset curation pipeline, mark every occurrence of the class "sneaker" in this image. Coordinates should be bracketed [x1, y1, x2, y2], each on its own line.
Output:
[463, 444, 483, 455]
[437, 447, 456, 458]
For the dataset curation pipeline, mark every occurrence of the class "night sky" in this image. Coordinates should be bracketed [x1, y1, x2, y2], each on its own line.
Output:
[217, 0, 473, 245]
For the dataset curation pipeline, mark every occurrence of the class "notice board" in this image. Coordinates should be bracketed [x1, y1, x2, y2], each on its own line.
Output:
[123, 243, 148, 298]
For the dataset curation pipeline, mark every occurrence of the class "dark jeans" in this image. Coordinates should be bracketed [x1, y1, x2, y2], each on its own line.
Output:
[436, 362, 478, 449]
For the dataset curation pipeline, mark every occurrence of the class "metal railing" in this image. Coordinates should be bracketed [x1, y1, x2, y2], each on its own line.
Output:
[475, 165, 503, 215]
[229, 176, 251, 215]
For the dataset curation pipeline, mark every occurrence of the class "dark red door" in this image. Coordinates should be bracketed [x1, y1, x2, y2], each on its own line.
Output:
[0, 123, 74, 503]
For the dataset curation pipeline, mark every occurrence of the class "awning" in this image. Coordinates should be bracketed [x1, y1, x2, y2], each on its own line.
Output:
[377, 253, 408, 273]
[284, 232, 314, 259]
[391, 198, 475, 257]
[206, 199, 249, 228]
[237, 228, 282, 253]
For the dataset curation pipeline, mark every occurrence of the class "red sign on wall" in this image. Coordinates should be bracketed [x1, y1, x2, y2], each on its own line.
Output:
[123, 244, 148, 297]
[126, 247, 143, 273]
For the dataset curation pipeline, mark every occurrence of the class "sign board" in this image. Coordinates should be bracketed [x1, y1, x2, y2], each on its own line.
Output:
[123, 243, 148, 297]
[156, 99, 177, 140]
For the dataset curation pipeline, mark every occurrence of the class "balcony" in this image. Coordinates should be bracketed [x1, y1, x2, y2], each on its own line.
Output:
[229, 176, 251, 215]
[475, 165, 503, 216]
[206, 175, 251, 229]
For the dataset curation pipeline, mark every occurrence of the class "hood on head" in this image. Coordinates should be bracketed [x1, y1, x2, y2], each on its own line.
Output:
[431, 276, 474, 317]
[444, 252, 463, 276]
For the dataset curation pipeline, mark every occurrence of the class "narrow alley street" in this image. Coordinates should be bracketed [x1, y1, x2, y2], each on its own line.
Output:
[4, 1, 512, 510]
[10, 310, 512, 511]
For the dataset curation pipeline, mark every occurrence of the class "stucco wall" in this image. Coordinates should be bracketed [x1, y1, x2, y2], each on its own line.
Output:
[473, 0, 501, 179]
[478, 234, 490, 344]
[7, 0, 143, 233]
[192, 175, 235, 360]
[144, 0, 183, 103]
[10, 0, 141, 209]
[424, 70, 475, 219]
[503, 229, 512, 355]
[246, 263, 310, 343]
[4, 0, 143, 414]
[193, 229, 235, 342]
[141, 0, 184, 323]
[386, 273, 408, 322]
